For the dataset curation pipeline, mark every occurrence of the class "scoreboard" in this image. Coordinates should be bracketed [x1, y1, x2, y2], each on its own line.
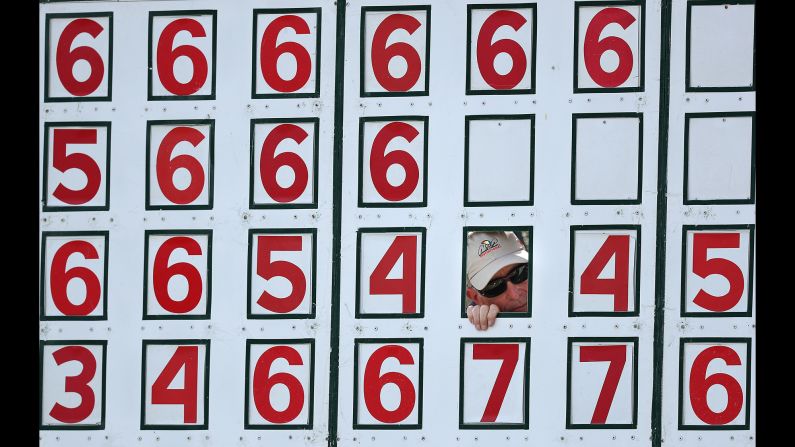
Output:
[38, 1, 756, 446]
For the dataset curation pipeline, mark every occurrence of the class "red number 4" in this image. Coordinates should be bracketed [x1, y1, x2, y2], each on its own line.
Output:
[151, 346, 199, 424]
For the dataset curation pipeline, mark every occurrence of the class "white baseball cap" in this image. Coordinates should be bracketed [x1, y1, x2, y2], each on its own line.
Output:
[466, 231, 529, 290]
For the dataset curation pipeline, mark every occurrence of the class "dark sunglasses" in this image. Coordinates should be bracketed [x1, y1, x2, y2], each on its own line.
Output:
[478, 264, 529, 298]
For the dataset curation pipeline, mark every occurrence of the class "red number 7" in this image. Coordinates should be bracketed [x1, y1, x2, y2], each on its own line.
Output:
[472, 344, 519, 422]
[579, 345, 627, 424]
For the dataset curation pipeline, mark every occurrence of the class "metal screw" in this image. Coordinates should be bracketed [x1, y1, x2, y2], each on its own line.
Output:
[587, 98, 591, 102]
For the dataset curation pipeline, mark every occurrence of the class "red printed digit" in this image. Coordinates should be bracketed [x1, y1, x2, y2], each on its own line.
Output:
[156, 18, 209, 95]
[260, 15, 312, 92]
[363, 345, 416, 423]
[256, 235, 306, 313]
[689, 346, 744, 425]
[50, 240, 101, 316]
[476, 10, 527, 90]
[580, 235, 630, 311]
[370, 122, 420, 201]
[583, 8, 636, 88]
[579, 345, 627, 424]
[371, 14, 422, 91]
[473, 344, 519, 423]
[55, 19, 105, 96]
[151, 346, 198, 423]
[369, 235, 417, 313]
[692, 233, 744, 312]
[49, 346, 97, 423]
[153, 237, 203, 314]
[52, 128, 101, 205]
[156, 126, 206, 205]
[260, 124, 309, 203]
[253, 346, 305, 423]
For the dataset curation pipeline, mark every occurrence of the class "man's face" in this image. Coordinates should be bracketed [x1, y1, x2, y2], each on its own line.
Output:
[467, 262, 529, 312]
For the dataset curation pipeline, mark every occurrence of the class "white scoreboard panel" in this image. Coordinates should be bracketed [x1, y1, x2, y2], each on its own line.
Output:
[38, 1, 755, 446]
[661, 0, 755, 446]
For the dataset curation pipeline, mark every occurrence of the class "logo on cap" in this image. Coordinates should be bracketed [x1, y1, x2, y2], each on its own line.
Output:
[478, 239, 501, 257]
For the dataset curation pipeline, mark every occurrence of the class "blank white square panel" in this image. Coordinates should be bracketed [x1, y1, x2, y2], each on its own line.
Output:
[686, 115, 754, 202]
[688, 3, 755, 89]
[574, 115, 641, 202]
[466, 116, 533, 204]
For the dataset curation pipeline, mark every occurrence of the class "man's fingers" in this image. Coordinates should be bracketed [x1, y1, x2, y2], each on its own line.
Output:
[466, 306, 475, 326]
[487, 304, 499, 327]
[478, 305, 489, 331]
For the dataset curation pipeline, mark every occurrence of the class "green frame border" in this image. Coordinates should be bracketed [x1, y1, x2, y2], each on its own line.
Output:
[680, 224, 755, 318]
[685, 0, 756, 92]
[572, 0, 646, 94]
[357, 115, 429, 208]
[355, 227, 426, 319]
[44, 12, 114, 103]
[568, 225, 642, 317]
[246, 228, 318, 320]
[42, 121, 112, 212]
[140, 339, 211, 430]
[465, 3, 537, 96]
[464, 114, 535, 207]
[677, 337, 752, 430]
[327, 1, 347, 444]
[244, 338, 316, 429]
[458, 337, 531, 429]
[145, 119, 215, 210]
[147, 10, 217, 101]
[352, 338, 424, 429]
[571, 112, 643, 205]
[651, 2, 673, 445]
[250, 8, 322, 99]
[40, 231, 109, 321]
[39, 340, 108, 430]
[460, 226, 533, 318]
[359, 5, 432, 98]
[248, 117, 320, 210]
[683, 112, 756, 205]
[566, 337, 640, 429]
[142, 230, 213, 320]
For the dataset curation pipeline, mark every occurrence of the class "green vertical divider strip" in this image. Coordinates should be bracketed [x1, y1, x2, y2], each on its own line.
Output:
[328, 1, 347, 446]
[652, 1, 673, 446]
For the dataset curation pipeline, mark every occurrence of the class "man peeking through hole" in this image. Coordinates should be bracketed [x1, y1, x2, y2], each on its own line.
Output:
[465, 231, 529, 330]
